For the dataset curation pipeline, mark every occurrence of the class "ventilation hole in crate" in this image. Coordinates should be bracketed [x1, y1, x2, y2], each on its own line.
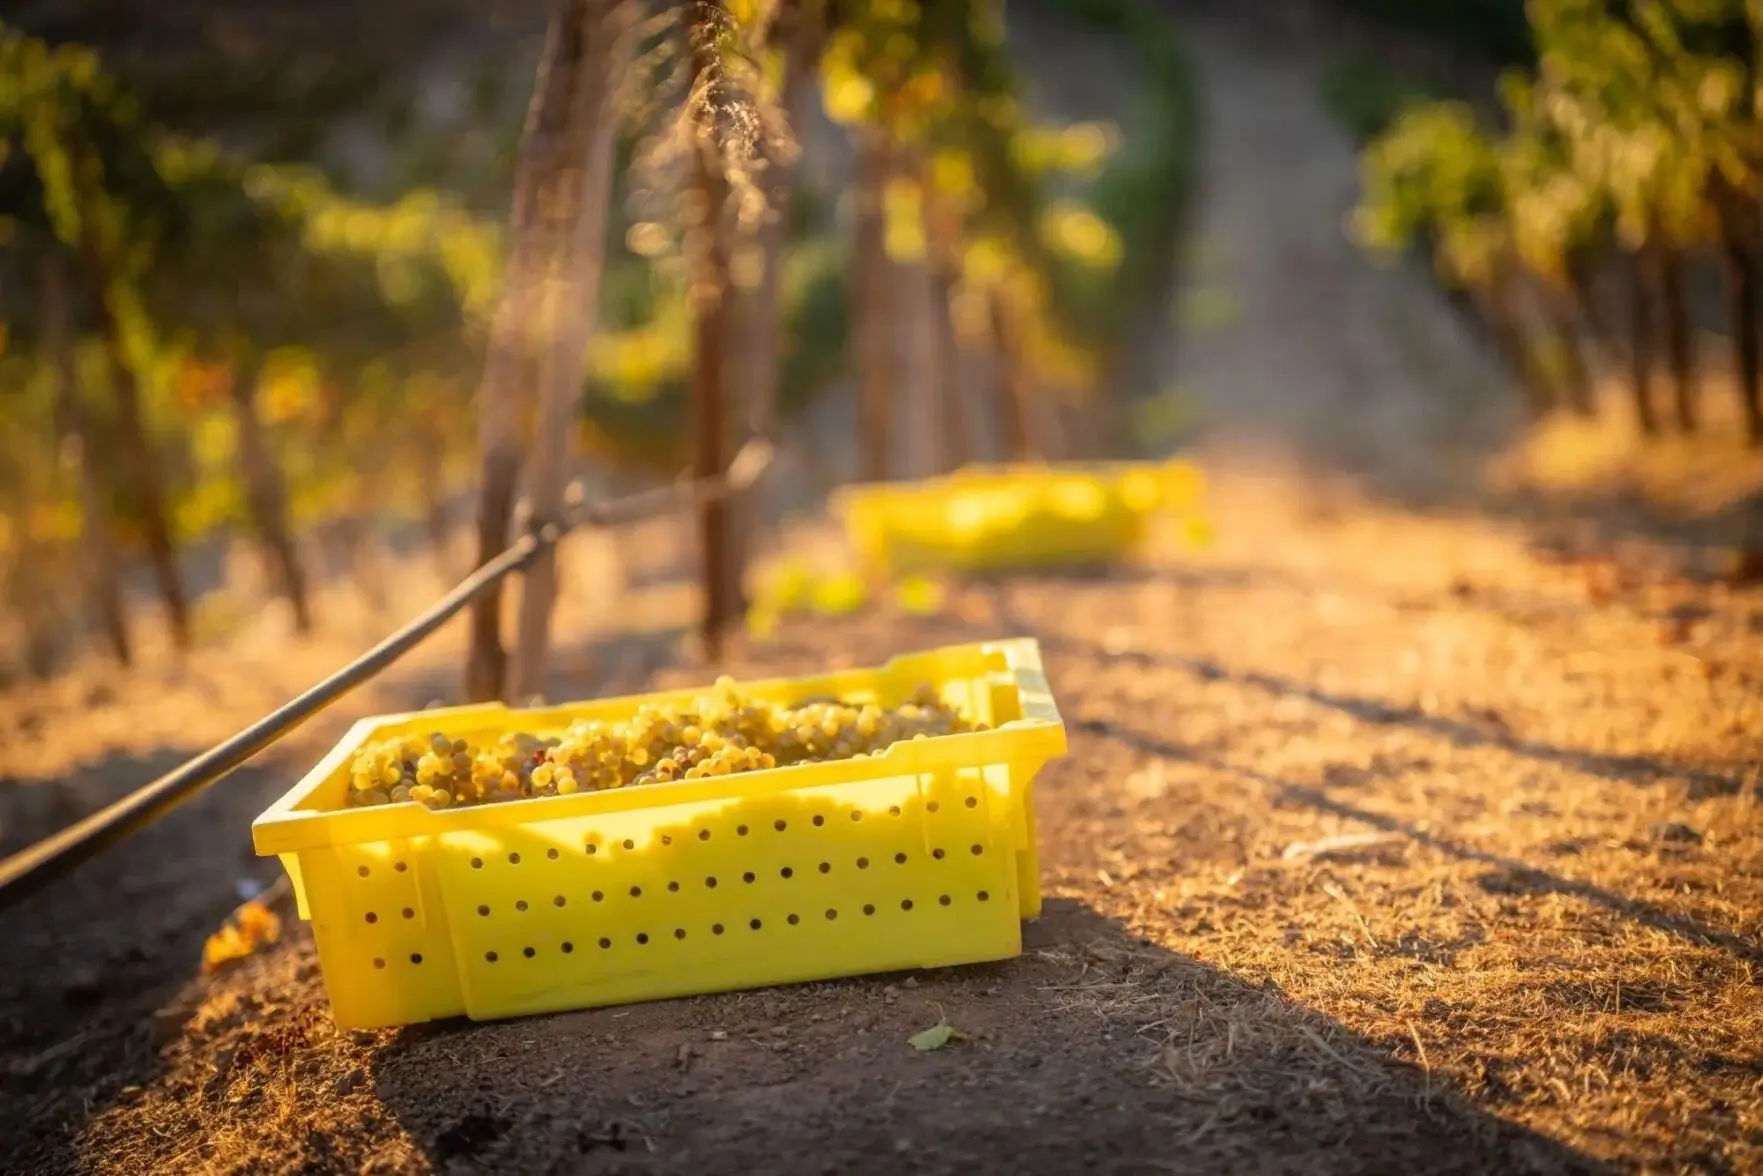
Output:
[410, 953, 424, 965]
[668, 881, 680, 893]
[485, 951, 498, 963]
[562, 941, 574, 954]
[971, 844, 984, 856]
[787, 914, 800, 926]
[674, 928, 686, 940]
[585, 843, 598, 856]
[357, 865, 370, 878]
[395, 860, 409, 872]
[932, 849, 946, 860]
[524, 946, 536, 959]
[978, 890, 990, 902]
[554, 895, 567, 908]
[939, 895, 952, 906]
[706, 876, 718, 889]
[889, 806, 901, 817]
[508, 852, 521, 865]
[737, 824, 749, 836]
[818, 862, 831, 874]
[547, 848, 560, 861]
[712, 923, 725, 935]
[373, 957, 386, 969]
[592, 890, 604, 902]
[894, 853, 908, 864]
[630, 886, 643, 898]
[742, 872, 756, 884]
[402, 907, 416, 919]
[964, 796, 978, 809]
[848, 810, 862, 825]
[750, 918, 763, 930]
[599, 937, 612, 949]
[926, 801, 940, 814]
[825, 909, 838, 921]
[365, 912, 378, 924]
[698, 829, 711, 841]
[857, 857, 870, 869]
[471, 856, 484, 869]
[477, 904, 490, 917]
[636, 933, 649, 945]
[515, 900, 528, 912]
[774, 819, 787, 832]
[900, 899, 914, 911]
[812, 815, 825, 827]
[863, 904, 876, 916]
[780, 867, 794, 880]
[622, 839, 635, 851]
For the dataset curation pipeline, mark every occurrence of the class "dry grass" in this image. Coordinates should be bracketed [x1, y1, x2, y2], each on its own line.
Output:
[31, 463, 1758, 1175]
[1490, 373, 1763, 546]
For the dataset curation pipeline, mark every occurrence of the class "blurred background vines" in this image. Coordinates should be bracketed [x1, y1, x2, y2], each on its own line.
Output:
[0, 0, 1198, 686]
[1330, 0, 1763, 448]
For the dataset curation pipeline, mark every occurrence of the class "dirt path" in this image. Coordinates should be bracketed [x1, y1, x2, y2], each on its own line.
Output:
[1169, 13, 1514, 498]
[4, 8, 1762, 1176]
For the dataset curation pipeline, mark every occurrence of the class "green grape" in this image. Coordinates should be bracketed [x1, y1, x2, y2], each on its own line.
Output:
[344, 681, 980, 808]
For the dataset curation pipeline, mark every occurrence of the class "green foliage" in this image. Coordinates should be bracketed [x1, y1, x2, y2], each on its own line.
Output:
[0, 0, 1199, 637]
[1355, 101, 1508, 287]
[1356, 0, 1763, 278]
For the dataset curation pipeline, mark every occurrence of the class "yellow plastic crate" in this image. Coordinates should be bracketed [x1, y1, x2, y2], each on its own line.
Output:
[252, 639, 1066, 1030]
[833, 459, 1203, 576]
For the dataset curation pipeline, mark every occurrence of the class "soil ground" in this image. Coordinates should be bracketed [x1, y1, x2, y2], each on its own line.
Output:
[3, 7, 1762, 1176]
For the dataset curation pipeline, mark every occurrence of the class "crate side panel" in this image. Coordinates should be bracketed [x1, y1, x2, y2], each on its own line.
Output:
[299, 840, 465, 1029]
[427, 770, 1023, 1022]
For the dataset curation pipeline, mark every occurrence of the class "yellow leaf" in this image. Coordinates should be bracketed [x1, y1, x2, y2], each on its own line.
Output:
[821, 62, 874, 127]
[810, 571, 867, 616]
[909, 1015, 966, 1051]
[202, 900, 282, 973]
[893, 576, 945, 616]
[745, 605, 780, 641]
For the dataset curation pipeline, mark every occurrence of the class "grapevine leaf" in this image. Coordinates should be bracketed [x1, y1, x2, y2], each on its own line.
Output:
[908, 1017, 966, 1052]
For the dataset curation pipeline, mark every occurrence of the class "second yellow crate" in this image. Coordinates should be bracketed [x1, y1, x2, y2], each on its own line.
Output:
[252, 639, 1066, 1030]
[833, 459, 1203, 576]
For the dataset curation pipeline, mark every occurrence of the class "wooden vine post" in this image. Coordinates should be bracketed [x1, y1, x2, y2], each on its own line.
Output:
[507, 0, 636, 702]
[689, 0, 737, 661]
[467, 0, 628, 703]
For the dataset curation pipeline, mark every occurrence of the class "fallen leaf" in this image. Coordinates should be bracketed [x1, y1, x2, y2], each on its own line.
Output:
[810, 571, 868, 616]
[202, 900, 282, 973]
[893, 576, 945, 617]
[908, 1016, 966, 1052]
[744, 605, 780, 641]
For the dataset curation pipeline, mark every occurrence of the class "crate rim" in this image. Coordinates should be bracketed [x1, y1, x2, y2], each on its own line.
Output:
[252, 637, 1064, 857]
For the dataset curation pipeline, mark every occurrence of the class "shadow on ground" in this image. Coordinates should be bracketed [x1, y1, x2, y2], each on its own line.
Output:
[66, 893, 1611, 1175]
[356, 898, 1604, 1174]
[0, 748, 293, 1172]
[1051, 638, 1754, 802]
[0, 623, 687, 1174]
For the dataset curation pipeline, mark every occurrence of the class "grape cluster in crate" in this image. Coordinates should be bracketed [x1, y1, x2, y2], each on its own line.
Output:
[346, 678, 989, 810]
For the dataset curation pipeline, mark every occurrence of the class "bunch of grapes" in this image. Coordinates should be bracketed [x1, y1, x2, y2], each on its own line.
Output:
[467, 732, 554, 804]
[346, 733, 475, 808]
[344, 679, 985, 810]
